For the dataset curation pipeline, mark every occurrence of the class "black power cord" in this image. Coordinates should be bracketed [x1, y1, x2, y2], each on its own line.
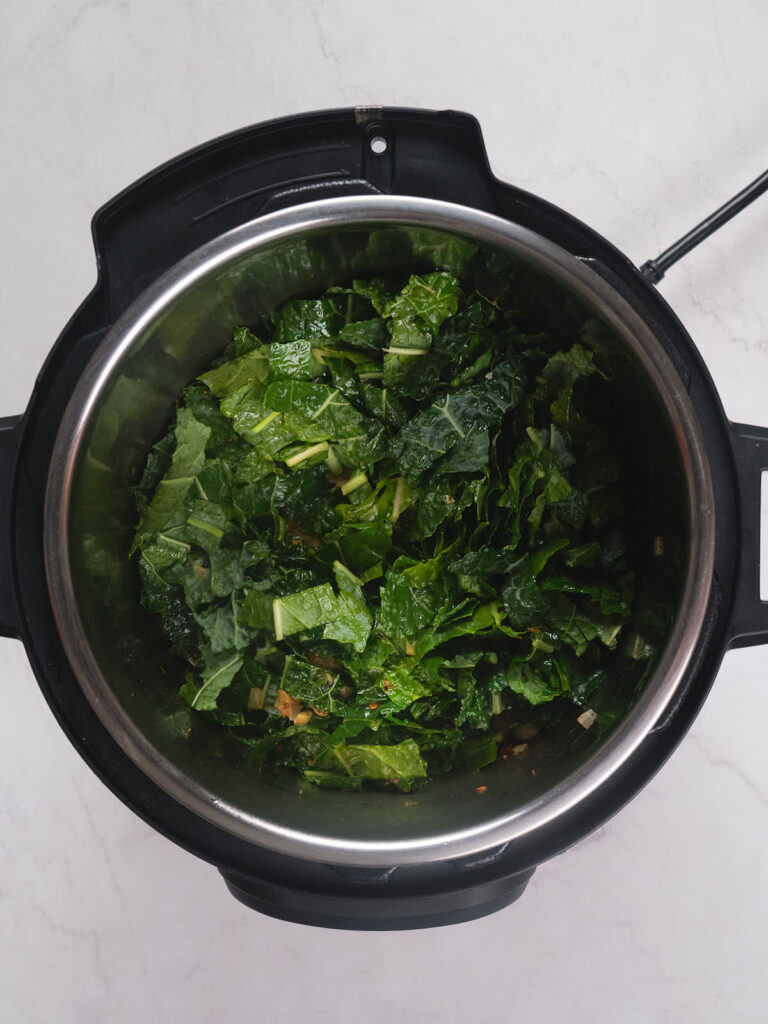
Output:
[641, 167, 768, 283]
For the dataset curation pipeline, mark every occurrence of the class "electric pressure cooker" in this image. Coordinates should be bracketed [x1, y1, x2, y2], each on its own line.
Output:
[3, 107, 767, 929]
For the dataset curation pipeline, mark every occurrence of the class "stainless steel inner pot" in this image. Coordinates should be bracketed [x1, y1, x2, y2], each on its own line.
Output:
[43, 195, 715, 867]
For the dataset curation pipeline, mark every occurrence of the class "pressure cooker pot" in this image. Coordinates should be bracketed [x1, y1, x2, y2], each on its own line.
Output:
[2, 108, 767, 929]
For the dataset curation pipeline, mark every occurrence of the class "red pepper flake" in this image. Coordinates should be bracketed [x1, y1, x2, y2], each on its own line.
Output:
[476, 785, 487, 794]
[286, 522, 322, 549]
[369, 702, 379, 710]
[531, 769, 536, 776]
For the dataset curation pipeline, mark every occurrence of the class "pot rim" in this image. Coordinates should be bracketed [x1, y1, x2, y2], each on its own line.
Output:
[43, 194, 715, 866]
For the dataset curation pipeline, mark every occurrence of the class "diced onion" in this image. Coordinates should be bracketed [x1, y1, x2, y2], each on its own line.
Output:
[577, 708, 597, 729]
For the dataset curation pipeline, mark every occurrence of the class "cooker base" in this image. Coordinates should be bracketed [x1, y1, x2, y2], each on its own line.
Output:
[221, 866, 536, 930]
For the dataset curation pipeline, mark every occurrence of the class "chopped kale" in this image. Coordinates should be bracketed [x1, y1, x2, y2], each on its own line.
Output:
[132, 271, 658, 792]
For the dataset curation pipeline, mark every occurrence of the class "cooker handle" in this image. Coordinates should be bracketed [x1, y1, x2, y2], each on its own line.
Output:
[0, 415, 22, 639]
[726, 422, 768, 648]
[91, 107, 499, 319]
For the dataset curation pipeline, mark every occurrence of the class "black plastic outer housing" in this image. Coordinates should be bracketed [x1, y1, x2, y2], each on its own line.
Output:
[0, 107, 760, 929]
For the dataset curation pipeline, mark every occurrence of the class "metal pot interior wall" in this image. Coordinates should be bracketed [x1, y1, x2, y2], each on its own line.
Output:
[58, 215, 690, 858]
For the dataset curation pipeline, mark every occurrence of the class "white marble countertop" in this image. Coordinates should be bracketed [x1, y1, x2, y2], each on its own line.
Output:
[2, 2, 768, 1021]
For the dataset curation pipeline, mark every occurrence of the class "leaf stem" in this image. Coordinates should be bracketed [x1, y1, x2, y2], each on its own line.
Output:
[251, 410, 280, 434]
[391, 476, 405, 522]
[341, 471, 368, 496]
[273, 598, 284, 641]
[285, 441, 330, 467]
